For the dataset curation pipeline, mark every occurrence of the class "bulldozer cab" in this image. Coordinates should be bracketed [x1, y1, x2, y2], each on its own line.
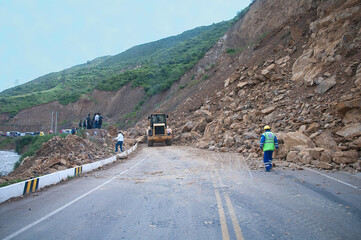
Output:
[147, 113, 172, 147]
[149, 113, 168, 128]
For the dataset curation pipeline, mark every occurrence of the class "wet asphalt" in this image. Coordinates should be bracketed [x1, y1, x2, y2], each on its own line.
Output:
[0, 145, 360, 240]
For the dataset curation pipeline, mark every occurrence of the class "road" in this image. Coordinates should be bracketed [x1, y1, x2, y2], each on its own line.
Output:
[0, 145, 360, 240]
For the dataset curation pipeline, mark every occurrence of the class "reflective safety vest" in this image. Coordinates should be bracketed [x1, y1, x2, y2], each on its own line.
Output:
[263, 132, 275, 151]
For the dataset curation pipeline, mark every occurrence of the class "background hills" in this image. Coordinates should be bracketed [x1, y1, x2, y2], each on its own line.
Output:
[0, 7, 248, 118]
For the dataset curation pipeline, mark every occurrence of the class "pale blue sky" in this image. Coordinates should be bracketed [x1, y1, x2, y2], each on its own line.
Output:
[0, 0, 251, 92]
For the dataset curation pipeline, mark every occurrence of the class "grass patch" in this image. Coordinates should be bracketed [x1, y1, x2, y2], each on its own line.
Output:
[0, 179, 23, 188]
[179, 84, 187, 90]
[0, 137, 16, 149]
[226, 31, 270, 56]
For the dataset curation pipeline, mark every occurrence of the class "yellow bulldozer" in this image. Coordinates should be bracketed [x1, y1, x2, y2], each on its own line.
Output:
[146, 112, 172, 147]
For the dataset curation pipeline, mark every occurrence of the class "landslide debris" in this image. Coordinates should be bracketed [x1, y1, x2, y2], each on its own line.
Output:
[1, 129, 135, 182]
[146, 0, 361, 173]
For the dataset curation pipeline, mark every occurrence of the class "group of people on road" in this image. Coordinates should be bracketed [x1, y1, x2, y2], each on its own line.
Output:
[79, 113, 103, 130]
[110, 124, 278, 172]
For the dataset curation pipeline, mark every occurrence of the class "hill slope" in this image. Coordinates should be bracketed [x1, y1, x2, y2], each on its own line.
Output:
[153, 0, 360, 172]
[0, 8, 249, 117]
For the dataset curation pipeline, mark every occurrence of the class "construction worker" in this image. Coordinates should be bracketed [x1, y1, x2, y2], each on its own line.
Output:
[114, 131, 124, 153]
[260, 125, 279, 172]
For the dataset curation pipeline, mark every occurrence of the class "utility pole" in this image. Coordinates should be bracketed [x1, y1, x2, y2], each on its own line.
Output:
[55, 111, 58, 134]
[51, 111, 54, 132]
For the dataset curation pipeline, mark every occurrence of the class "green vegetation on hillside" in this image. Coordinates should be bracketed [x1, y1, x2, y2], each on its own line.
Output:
[0, 5, 251, 117]
[96, 22, 230, 96]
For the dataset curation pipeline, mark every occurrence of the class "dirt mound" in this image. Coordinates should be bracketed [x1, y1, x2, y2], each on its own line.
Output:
[3, 131, 112, 181]
[0, 127, 140, 182]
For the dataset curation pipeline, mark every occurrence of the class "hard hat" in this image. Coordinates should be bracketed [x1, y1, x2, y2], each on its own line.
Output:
[264, 125, 271, 130]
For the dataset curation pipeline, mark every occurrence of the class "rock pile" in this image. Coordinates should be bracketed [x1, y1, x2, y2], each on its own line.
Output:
[168, 0, 361, 172]
[2, 128, 135, 181]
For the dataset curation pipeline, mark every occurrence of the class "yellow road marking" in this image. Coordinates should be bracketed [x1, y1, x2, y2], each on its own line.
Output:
[224, 192, 245, 240]
[215, 169, 245, 240]
[211, 174, 230, 240]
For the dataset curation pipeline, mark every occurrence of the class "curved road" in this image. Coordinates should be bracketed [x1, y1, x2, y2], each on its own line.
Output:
[0, 145, 360, 239]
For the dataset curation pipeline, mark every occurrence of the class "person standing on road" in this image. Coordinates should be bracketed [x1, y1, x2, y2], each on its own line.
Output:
[94, 113, 99, 129]
[92, 114, 96, 129]
[114, 131, 124, 153]
[260, 125, 279, 172]
[86, 114, 92, 129]
[98, 113, 103, 129]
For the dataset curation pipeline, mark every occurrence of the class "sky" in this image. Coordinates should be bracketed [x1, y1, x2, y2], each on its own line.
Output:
[0, 0, 251, 93]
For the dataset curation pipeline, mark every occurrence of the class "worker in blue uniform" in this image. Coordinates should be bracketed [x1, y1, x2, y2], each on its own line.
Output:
[260, 125, 279, 172]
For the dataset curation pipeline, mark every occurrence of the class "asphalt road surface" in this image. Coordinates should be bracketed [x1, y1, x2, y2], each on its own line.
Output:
[1, 145, 360, 240]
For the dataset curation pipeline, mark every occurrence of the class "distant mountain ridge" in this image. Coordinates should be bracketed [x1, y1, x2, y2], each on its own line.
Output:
[0, 7, 249, 117]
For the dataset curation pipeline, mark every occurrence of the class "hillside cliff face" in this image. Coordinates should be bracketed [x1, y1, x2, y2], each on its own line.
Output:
[0, 84, 146, 131]
[144, 0, 360, 172]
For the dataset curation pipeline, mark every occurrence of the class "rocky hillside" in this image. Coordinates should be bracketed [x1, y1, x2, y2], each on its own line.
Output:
[2, 128, 139, 181]
[147, 0, 360, 172]
[2, 0, 360, 182]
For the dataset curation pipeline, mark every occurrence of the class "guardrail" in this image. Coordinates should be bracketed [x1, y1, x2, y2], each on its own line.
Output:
[0, 144, 138, 203]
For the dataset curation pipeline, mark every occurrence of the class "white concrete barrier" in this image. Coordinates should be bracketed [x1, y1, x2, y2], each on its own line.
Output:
[0, 143, 138, 203]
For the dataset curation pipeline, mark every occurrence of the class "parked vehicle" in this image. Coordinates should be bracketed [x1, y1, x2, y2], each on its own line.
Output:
[33, 131, 44, 136]
[60, 129, 72, 134]
[24, 132, 34, 136]
[0, 131, 6, 137]
[7, 131, 21, 137]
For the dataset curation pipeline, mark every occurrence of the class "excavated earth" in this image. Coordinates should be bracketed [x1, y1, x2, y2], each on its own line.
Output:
[0, 128, 137, 182]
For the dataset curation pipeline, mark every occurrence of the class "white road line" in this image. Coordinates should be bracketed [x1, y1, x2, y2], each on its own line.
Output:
[241, 154, 253, 180]
[216, 153, 253, 180]
[3, 153, 151, 240]
[306, 168, 361, 191]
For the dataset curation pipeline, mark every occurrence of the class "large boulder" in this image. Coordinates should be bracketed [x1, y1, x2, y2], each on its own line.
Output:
[136, 135, 147, 143]
[193, 118, 208, 133]
[306, 122, 321, 134]
[261, 64, 275, 78]
[291, 49, 320, 84]
[180, 132, 193, 142]
[181, 121, 194, 133]
[317, 162, 333, 170]
[286, 151, 300, 163]
[336, 123, 361, 138]
[333, 150, 359, 164]
[355, 63, 361, 89]
[314, 132, 337, 149]
[320, 150, 333, 163]
[342, 109, 361, 125]
[315, 75, 337, 94]
[223, 131, 235, 148]
[335, 98, 361, 115]
[261, 106, 276, 115]
[281, 132, 316, 152]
